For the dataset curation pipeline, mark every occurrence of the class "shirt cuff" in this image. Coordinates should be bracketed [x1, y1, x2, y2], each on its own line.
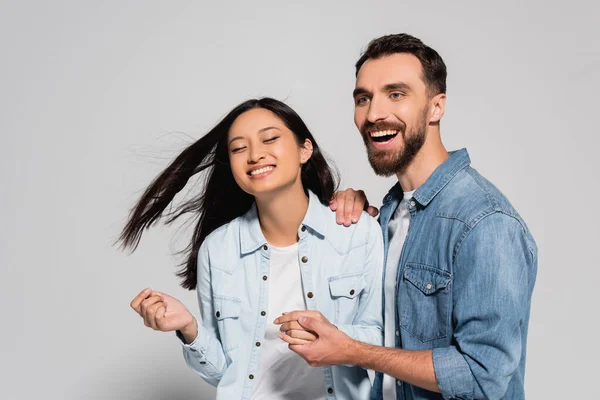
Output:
[432, 346, 473, 399]
[176, 322, 208, 358]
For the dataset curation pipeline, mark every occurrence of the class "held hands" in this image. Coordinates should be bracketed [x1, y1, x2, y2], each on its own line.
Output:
[130, 288, 197, 343]
[274, 310, 355, 367]
[330, 188, 379, 226]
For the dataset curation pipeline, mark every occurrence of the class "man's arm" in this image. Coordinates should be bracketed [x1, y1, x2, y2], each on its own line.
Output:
[430, 212, 536, 399]
[281, 316, 439, 393]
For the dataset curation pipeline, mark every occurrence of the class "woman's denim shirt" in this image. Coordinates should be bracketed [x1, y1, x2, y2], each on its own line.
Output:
[180, 190, 384, 400]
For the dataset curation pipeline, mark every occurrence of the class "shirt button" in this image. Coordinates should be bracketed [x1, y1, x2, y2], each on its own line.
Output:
[255, 342, 261, 347]
[301, 226, 307, 232]
[397, 380, 402, 386]
[263, 275, 268, 281]
[263, 245, 268, 250]
[349, 289, 355, 295]
[425, 283, 432, 290]
[215, 311, 220, 318]
[327, 388, 333, 394]
[410, 200, 416, 207]
[260, 311, 266, 316]
[307, 292, 314, 298]
[249, 374, 254, 380]
[395, 330, 399, 336]
[301, 256, 308, 263]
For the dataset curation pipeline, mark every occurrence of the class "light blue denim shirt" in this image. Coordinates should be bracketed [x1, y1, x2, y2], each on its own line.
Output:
[181, 190, 384, 400]
[371, 149, 538, 400]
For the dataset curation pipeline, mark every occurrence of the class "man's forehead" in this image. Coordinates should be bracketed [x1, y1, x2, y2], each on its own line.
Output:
[355, 53, 424, 88]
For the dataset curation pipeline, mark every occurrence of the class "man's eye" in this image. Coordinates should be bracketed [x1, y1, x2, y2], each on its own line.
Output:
[264, 136, 279, 143]
[356, 97, 369, 105]
[390, 92, 403, 99]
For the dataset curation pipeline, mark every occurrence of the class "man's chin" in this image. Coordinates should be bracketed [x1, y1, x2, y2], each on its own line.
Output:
[368, 160, 399, 177]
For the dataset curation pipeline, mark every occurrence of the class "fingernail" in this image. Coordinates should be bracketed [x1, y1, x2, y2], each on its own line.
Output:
[352, 217, 358, 222]
[273, 318, 280, 324]
[143, 288, 151, 294]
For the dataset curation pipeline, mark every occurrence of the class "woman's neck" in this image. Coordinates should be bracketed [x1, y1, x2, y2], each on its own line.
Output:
[255, 184, 309, 247]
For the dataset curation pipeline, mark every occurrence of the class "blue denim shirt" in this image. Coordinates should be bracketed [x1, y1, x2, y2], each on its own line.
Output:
[181, 190, 384, 400]
[371, 149, 537, 400]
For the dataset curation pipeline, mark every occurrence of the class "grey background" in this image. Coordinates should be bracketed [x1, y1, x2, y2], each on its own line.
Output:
[1, 0, 598, 399]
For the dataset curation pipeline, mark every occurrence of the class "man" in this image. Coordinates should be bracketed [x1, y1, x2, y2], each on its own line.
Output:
[276, 33, 538, 400]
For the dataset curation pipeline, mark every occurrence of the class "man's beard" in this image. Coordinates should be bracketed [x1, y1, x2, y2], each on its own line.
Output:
[361, 109, 428, 177]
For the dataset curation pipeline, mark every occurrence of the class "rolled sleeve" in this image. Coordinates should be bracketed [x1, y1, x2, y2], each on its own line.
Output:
[432, 346, 474, 399]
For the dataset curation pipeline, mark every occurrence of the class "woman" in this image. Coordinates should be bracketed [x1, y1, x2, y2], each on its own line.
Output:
[121, 98, 383, 400]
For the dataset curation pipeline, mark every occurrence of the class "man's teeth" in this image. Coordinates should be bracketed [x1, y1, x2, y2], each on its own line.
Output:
[370, 130, 398, 137]
[250, 166, 275, 176]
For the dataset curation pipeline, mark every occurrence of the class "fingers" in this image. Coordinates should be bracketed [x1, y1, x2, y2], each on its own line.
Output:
[278, 332, 313, 345]
[286, 329, 318, 342]
[334, 190, 352, 224]
[144, 301, 166, 329]
[274, 310, 323, 324]
[130, 288, 152, 313]
[329, 193, 338, 211]
[279, 320, 303, 332]
[140, 295, 163, 316]
[342, 191, 356, 226]
[297, 316, 334, 335]
[136, 295, 163, 328]
[366, 205, 379, 218]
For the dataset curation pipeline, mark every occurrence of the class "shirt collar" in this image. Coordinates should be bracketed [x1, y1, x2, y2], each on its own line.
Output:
[383, 148, 471, 207]
[239, 190, 327, 254]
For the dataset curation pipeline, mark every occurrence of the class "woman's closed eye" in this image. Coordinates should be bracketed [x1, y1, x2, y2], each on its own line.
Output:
[263, 136, 280, 144]
[231, 145, 247, 154]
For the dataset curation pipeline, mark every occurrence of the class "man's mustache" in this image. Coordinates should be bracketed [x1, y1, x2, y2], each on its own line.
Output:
[360, 121, 406, 136]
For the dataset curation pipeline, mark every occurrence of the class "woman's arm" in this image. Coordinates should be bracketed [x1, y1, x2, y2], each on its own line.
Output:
[179, 241, 228, 386]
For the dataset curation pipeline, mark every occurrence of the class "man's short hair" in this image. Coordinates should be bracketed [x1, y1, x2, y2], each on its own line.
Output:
[355, 33, 447, 96]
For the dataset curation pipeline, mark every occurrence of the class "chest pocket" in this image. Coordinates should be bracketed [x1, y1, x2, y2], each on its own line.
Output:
[328, 273, 366, 325]
[213, 295, 241, 352]
[399, 264, 451, 342]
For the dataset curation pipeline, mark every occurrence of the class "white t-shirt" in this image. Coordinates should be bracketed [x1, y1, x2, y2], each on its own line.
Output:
[382, 190, 414, 400]
[252, 243, 326, 400]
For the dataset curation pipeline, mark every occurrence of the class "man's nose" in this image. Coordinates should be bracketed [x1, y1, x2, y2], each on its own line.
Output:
[366, 96, 389, 123]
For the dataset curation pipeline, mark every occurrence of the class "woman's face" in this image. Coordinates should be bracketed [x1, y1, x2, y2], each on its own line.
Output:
[227, 108, 312, 198]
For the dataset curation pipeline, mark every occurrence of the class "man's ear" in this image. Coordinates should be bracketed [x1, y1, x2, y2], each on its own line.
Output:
[430, 93, 446, 123]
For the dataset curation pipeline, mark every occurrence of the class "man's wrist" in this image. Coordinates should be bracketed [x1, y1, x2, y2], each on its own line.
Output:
[341, 338, 362, 365]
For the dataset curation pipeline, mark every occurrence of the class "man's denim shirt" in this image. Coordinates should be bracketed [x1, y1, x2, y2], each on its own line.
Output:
[371, 149, 538, 400]
[180, 190, 384, 400]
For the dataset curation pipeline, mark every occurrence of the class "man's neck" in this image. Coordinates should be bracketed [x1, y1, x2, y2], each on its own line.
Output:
[255, 182, 309, 247]
[396, 130, 449, 192]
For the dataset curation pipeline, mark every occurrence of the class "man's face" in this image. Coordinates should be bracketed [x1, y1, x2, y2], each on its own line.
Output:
[353, 53, 432, 176]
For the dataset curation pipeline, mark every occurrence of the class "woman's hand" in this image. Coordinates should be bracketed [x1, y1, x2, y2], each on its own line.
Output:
[274, 310, 331, 345]
[130, 288, 197, 343]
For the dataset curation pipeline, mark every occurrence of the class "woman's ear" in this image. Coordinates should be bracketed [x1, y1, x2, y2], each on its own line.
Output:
[300, 139, 314, 164]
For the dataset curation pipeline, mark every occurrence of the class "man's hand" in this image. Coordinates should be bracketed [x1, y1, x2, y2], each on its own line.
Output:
[273, 310, 327, 344]
[130, 288, 197, 343]
[275, 312, 355, 367]
[330, 188, 379, 226]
